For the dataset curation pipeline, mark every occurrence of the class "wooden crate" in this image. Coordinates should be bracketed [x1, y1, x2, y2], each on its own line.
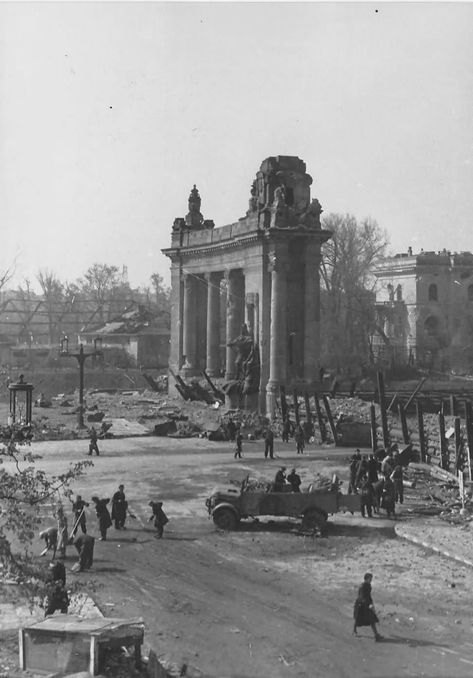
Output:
[19, 615, 144, 676]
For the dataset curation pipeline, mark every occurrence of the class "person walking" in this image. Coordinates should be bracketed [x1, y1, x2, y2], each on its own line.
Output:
[91, 496, 112, 540]
[264, 429, 274, 459]
[148, 501, 169, 538]
[111, 484, 128, 530]
[73, 533, 95, 571]
[88, 426, 100, 456]
[234, 429, 243, 459]
[71, 495, 89, 536]
[353, 572, 383, 641]
[295, 426, 305, 454]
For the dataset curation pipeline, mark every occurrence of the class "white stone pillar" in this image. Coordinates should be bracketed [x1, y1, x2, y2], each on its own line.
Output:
[225, 270, 240, 380]
[182, 273, 196, 373]
[206, 272, 221, 376]
[266, 252, 288, 416]
[304, 243, 321, 384]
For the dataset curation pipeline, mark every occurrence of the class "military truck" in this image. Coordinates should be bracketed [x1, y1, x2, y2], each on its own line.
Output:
[205, 476, 361, 532]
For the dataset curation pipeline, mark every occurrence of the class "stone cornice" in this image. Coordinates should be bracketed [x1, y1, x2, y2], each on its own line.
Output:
[162, 226, 330, 261]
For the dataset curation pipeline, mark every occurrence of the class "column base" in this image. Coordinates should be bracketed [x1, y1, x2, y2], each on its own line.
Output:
[265, 381, 280, 421]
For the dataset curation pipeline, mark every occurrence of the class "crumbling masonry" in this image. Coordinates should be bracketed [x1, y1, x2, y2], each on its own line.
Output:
[162, 156, 331, 415]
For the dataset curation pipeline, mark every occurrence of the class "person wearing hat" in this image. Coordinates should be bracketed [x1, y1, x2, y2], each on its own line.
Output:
[91, 496, 112, 541]
[149, 501, 169, 539]
[273, 467, 287, 492]
[287, 468, 301, 493]
[111, 484, 128, 530]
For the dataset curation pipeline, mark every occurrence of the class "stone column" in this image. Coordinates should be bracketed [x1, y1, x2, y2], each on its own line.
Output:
[206, 272, 221, 377]
[266, 252, 288, 416]
[225, 270, 240, 380]
[182, 273, 196, 374]
[304, 242, 321, 384]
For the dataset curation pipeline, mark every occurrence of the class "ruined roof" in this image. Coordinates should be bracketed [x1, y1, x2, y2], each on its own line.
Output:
[81, 305, 169, 336]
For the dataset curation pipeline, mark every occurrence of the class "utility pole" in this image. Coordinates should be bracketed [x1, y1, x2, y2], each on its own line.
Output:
[59, 337, 102, 428]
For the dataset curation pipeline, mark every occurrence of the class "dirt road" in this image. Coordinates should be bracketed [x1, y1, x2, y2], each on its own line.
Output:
[20, 437, 473, 677]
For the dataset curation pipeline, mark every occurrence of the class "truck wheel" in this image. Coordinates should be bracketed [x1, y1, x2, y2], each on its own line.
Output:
[213, 508, 238, 531]
[302, 509, 327, 533]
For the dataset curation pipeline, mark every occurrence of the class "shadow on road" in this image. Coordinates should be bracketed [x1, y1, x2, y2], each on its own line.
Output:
[330, 523, 396, 539]
[92, 566, 127, 573]
[378, 634, 446, 648]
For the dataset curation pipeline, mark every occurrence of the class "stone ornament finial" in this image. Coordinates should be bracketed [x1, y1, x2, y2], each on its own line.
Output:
[185, 184, 204, 228]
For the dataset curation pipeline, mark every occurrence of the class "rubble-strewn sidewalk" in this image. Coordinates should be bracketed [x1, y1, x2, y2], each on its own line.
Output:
[395, 518, 473, 568]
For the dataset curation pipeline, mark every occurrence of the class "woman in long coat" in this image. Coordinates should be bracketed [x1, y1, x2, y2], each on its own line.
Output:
[91, 496, 112, 541]
[353, 573, 383, 641]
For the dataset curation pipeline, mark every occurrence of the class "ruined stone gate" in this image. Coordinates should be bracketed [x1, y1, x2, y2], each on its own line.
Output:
[162, 156, 331, 415]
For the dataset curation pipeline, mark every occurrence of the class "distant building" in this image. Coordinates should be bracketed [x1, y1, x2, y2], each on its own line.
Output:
[80, 305, 170, 370]
[372, 248, 473, 372]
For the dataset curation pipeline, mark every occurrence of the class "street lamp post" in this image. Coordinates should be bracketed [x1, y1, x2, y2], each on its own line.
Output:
[60, 338, 103, 428]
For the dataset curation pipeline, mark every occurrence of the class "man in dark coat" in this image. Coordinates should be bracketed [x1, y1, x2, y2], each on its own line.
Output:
[353, 572, 383, 641]
[74, 533, 95, 571]
[91, 496, 112, 540]
[88, 426, 100, 456]
[281, 416, 291, 443]
[381, 477, 396, 518]
[295, 426, 305, 454]
[359, 478, 374, 518]
[367, 454, 379, 484]
[273, 467, 286, 492]
[264, 429, 274, 459]
[111, 484, 128, 529]
[287, 468, 301, 492]
[149, 501, 169, 538]
[71, 495, 89, 536]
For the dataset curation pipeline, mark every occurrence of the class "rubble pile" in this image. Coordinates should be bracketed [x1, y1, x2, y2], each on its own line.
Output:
[405, 463, 473, 519]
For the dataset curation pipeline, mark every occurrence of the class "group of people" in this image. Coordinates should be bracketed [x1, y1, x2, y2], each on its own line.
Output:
[348, 446, 405, 519]
[40, 484, 169, 616]
[273, 466, 302, 492]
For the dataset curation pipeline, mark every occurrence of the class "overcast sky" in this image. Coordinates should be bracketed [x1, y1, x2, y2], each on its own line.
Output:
[1, 2, 472, 291]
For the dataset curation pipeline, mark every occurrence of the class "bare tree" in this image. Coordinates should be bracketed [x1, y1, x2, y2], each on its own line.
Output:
[150, 272, 171, 321]
[320, 213, 389, 373]
[36, 269, 64, 344]
[79, 263, 132, 323]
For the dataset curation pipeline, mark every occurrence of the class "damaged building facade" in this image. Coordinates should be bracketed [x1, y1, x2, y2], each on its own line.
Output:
[372, 249, 473, 372]
[162, 156, 331, 414]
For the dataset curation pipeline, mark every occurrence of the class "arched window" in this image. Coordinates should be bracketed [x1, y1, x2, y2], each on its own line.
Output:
[468, 285, 473, 302]
[428, 284, 438, 302]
